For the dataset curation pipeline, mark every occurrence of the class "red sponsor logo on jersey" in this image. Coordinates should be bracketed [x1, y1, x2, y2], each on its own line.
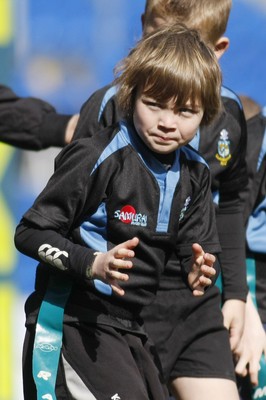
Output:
[119, 205, 136, 224]
[114, 205, 147, 226]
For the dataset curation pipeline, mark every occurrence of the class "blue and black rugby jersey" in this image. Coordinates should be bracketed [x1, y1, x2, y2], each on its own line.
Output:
[245, 110, 266, 231]
[15, 121, 221, 321]
[245, 110, 266, 323]
[192, 87, 248, 301]
[73, 84, 248, 301]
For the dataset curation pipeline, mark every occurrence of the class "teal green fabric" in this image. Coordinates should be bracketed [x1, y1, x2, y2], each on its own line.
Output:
[215, 273, 222, 293]
[246, 258, 266, 400]
[32, 276, 72, 400]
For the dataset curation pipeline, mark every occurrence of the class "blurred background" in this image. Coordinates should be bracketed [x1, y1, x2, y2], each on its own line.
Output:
[0, 0, 266, 398]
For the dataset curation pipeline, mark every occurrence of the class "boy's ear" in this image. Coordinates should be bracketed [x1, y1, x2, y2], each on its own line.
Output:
[214, 36, 230, 60]
[214, 37, 230, 60]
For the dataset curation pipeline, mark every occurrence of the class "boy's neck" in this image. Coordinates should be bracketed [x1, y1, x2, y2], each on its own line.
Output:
[153, 152, 175, 168]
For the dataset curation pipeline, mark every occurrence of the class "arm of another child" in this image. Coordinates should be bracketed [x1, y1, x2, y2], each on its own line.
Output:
[234, 292, 266, 386]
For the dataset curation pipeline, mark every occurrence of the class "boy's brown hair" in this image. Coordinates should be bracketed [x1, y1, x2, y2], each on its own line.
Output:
[143, 0, 232, 46]
[114, 22, 222, 126]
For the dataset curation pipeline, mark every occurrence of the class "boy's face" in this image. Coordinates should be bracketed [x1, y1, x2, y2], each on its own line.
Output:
[133, 92, 204, 154]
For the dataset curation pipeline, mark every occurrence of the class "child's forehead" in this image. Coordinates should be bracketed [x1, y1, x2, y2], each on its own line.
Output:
[140, 86, 202, 108]
[151, 96, 201, 107]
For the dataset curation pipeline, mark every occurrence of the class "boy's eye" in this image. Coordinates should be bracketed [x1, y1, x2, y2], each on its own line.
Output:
[143, 99, 162, 109]
[178, 107, 198, 116]
[179, 108, 193, 114]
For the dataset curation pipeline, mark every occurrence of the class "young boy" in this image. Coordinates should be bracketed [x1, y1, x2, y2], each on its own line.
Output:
[235, 95, 266, 399]
[73, 1, 248, 397]
[14, 23, 222, 400]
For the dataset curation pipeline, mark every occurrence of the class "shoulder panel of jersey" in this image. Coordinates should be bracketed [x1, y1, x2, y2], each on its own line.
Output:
[73, 84, 117, 140]
[221, 85, 243, 109]
[181, 143, 209, 168]
[98, 85, 118, 122]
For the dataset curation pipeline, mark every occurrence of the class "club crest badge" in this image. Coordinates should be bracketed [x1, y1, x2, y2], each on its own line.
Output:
[215, 129, 231, 166]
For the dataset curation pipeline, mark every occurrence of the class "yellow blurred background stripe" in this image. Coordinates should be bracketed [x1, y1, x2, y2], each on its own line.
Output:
[0, 144, 17, 272]
[0, 192, 16, 272]
[0, 0, 13, 45]
[0, 143, 14, 181]
[0, 284, 14, 399]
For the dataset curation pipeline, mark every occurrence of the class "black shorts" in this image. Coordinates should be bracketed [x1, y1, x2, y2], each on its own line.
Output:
[141, 285, 236, 383]
[23, 321, 168, 400]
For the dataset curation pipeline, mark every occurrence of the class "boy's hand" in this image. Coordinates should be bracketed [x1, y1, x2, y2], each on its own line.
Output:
[188, 243, 216, 296]
[234, 293, 266, 386]
[91, 237, 139, 296]
[65, 114, 79, 144]
[222, 299, 245, 352]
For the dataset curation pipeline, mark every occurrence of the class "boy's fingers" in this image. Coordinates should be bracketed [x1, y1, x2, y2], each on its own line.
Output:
[111, 283, 125, 296]
[234, 352, 249, 376]
[192, 288, 204, 296]
[204, 253, 216, 265]
[198, 276, 212, 286]
[201, 264, 216, 277]
[107, 269, 129, 281]
[112, 258, 133, 269]
[115, 237, 139, 258]
[116, 248, 135, 259]
[192, 243, 204, 258]
[124, 237, 139, 249]
[249, 360, 260, 386]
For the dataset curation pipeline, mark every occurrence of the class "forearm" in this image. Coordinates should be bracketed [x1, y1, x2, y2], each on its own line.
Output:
[37, 113, 72, 148]
[14, 220, 95, 279]
[0, 85, 71, 150]
[216, 210, 248, 301]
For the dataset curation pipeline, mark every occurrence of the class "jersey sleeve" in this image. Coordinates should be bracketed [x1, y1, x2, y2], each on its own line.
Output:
[14, 139, 104, 278]
[15, 220, 95, 280]
[216, 200, 248, 301]
[73, 84, 120, 140]
[0, 85, 71, 150]
[216, 96, 249, 302]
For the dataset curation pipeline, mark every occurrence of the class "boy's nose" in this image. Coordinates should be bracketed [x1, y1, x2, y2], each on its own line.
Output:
[158, 111, 177, 131]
